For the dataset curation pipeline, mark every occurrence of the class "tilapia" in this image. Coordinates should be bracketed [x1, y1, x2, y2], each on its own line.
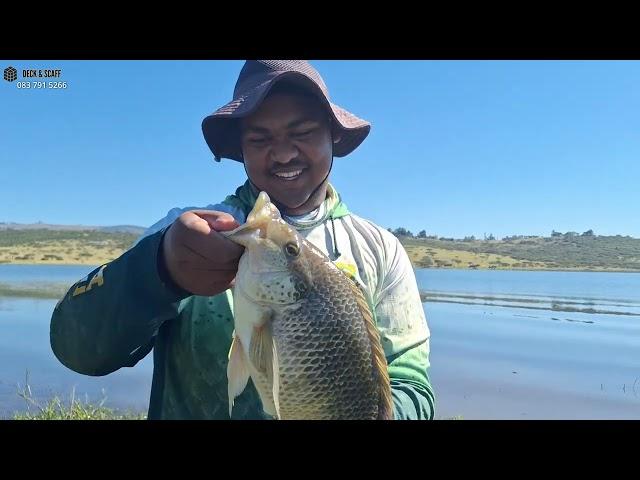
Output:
[222, 191, 393, 420]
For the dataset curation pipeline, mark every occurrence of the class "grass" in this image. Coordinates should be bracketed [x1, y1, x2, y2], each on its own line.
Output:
[0, 242, 124, 265]
[9, 372, 146, 420]
[404, 244, 544, 270]
[0, 229, 138, 265]
[400, 234, 640, 271]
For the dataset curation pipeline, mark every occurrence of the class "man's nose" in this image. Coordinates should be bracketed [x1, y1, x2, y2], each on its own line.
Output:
[270, 138, 299, 164]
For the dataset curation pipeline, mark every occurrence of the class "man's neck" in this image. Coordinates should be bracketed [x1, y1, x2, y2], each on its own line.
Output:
[282, 183, 328, 216]
[249, 180, 329, 216]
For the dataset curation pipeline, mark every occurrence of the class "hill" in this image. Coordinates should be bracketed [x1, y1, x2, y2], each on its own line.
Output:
[2, 223, 639, 271]
[400, 234, 640, 271]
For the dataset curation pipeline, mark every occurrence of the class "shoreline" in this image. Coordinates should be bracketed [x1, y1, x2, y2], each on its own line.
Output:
[2, 260, 640, 274]
[0, 260, 101, 266]
[0, 282, 70, 299]
[420, 294, 640, 317]
[417, 266, 640, 273]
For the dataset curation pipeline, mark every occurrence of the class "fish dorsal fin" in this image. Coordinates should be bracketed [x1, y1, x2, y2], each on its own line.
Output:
[345, 277, 394, 420]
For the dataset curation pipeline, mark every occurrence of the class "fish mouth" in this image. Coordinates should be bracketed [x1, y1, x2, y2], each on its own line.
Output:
[222, 223, 259, 248]
[222, 191, 300, 253]
[222, 191, 280, 247]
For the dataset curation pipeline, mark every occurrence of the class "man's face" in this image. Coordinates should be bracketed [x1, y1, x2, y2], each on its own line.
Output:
[240, 91, 334, 215]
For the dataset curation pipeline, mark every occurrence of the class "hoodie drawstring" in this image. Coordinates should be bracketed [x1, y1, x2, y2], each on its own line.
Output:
[330, 216, 341, 259]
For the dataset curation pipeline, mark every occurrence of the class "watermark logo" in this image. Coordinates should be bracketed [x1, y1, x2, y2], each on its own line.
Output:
[3, 66, 17, 82]
[8, 66, 67, 90]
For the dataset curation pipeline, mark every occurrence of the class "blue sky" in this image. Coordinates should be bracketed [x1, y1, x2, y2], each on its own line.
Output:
[1, 60, 639, 239]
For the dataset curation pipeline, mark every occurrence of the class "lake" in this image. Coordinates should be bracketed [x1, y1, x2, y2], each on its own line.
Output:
[1, 264, 639, 419]
[0, 265, 153, 418]
[416, 269, 640, 419]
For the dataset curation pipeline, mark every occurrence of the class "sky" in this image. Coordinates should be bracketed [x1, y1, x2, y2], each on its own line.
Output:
[1, 60, 639, 239]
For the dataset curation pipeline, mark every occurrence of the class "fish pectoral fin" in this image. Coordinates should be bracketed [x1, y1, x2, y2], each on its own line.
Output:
[272, 340, 281, 420]
[249, 313, 281, 420]
[227, 332, 250, 418]
[248, 310, 274, 375]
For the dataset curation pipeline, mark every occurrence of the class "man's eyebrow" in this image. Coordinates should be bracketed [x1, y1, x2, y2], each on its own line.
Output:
[243, 118, 322, 135]
[243, 126, 271, 135]
[286, 118, 321, 129]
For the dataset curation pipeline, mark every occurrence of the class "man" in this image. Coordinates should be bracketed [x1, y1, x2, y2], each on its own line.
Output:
[50, 60, 435, 420]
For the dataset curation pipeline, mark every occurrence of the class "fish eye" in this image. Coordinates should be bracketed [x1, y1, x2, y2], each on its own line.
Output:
[284, 242, 299, 257]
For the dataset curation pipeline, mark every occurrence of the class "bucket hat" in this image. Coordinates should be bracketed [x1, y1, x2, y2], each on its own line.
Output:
[202, 60, 371, 162]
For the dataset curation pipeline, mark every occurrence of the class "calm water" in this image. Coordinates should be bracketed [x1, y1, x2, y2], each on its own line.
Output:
[417, 269, 640, 419]
[0, 264, 100, 285]
[0, 265, 153, 417]
[1, 265, 639, 419]
[415, 268, 640, 303]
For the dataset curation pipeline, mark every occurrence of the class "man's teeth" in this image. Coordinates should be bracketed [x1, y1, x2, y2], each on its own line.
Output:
[274, 170, 302, 179]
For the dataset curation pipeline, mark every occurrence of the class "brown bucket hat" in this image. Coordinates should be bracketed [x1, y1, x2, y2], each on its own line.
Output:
[202, 60, 371, 162]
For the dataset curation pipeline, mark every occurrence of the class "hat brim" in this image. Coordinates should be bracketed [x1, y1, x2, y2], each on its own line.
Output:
[201, 71, 370, 162]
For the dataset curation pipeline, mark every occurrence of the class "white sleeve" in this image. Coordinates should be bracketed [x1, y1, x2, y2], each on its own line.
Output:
[134, 203, 246, 246]
[373, 232, 430, 358]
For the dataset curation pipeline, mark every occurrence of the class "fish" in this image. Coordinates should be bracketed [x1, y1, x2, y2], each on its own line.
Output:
[222, 191, 393, 420]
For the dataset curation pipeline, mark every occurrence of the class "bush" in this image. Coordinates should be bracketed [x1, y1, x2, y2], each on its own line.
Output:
[421, 256, 434, 266]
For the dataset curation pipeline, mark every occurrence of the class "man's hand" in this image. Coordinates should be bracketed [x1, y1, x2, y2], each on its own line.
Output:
[162, 210, 244, 296]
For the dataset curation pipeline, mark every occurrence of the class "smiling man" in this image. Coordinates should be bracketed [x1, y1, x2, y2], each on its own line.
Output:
[50, 60, 435, 420]
[239, 85, 334, 214]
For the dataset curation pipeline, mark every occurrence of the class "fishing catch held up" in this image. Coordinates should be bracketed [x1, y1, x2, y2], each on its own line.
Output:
[222, 191, 393, 420]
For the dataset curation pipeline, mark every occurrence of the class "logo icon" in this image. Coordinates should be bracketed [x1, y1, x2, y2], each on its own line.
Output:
[4, 66, 17, 82]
